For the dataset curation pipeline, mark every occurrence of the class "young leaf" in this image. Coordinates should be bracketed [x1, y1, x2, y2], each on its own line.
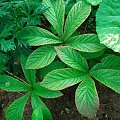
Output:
[66, 34, 106, 52]
[43, 0, 65, 37]
[32, 107, 43, 120]
[6, 93, 30, 120]
[64, 1, 91, 40]
[90, 55, 120, 93]
[75, 76, 99, 119]
[0, 75, 30, 92]
[31, 94, 52, 120]
[33, 83, 63, 98]
[16, 26, 62, 46]
[41, 68, 88, 90]
[21, 53, 36, 85]
[26, 46, 56, 69]
[96, 0, 120, 53]
[86, 0, 102, 5]
[55, 46, 88, 72]
[38, 61, 66, 78]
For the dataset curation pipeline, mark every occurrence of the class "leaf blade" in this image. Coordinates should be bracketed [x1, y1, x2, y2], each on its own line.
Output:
[33, 83, 63, 98]
[20, 53, 36, 85]
[16, 26, 62, 46]
[66, 34, 106, 52]
[26, 46, 56, 69]
[0, 75, 30, 92]
[75, 76, 99, 118]
[41, 68, 88, 90]
[55, 46, 88, 72]
[64, 1, 91, 40]
[96, 0, 120, 53]
[31, 94, 52, 120]
[6, 93, 30, 120]
[43, 0, 65, 37]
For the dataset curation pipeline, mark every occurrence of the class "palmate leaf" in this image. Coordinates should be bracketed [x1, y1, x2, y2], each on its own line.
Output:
[43, 0, 65, 37]
[6, 93, 30, 120]
[26, 46, 56, 69]
[41, 68, 88, 90]
[66, 34, 106, 52]
[16, 26, 62, 46]
[90, 55, 120, 93]
[32, 107, 43, 120]
[0, 75, 30, 92]
[96, 0, 120, 53]
[20, 53, 36, 85]
[31, 94, 52, 120]
[75, 76, 99, 118]
[33, 83, 63, 98]
[55, 46, 88, 72]
[64, 1, 91, 40]
[86, 0, 102, 5]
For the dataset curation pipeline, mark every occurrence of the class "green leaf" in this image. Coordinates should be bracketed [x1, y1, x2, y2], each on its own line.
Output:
[16, 26, 62, 46]
[43, 0, 65, 37]
[41, 68, 88, 90]
[91, 55, 120, 71]
[64, 1, 91, 40]
[0, 75, 30, 92]
[32, 107, 43, 120]
[0, 39, 16, 52]
[86, 0, 102, 5]
[33, 83, 63, 98]
[55, 46, 88, 72]
[66, 34, 106, 52]
[31, 94, 52, 120]
[80, 49, 105, 59]
[90, 55, 120, 93]
[20, 53, 36, 85]
[38, 61, 66, 78]
[26, 46, 56, 69]
[6, 93, 30, 120]
[75, 76, 99, 118]
[96, 0, 120, 53]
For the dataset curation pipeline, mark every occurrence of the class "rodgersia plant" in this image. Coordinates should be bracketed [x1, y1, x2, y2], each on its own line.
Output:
[1, 0, 120, 119]
[16, 0, 105, 70]
[0, 53, 62, 120]
[15, 0, 107, 119]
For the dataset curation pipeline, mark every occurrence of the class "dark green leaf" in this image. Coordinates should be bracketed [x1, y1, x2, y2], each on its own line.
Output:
[21, 53, 36, 85]
[31, 94, 52, 120]
[33, 83, 63, 98]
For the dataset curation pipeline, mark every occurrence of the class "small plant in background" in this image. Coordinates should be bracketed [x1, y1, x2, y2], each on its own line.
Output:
[0, 53, 62, 120]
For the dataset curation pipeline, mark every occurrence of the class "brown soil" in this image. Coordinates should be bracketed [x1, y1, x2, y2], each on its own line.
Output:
[1, 83, 120, 120]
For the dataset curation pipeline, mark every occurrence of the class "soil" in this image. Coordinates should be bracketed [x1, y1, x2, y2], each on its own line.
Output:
[1, 83, 120, 120]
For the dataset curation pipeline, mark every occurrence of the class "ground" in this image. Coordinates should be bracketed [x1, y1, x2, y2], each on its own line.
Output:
[1, 83, 120, 120]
